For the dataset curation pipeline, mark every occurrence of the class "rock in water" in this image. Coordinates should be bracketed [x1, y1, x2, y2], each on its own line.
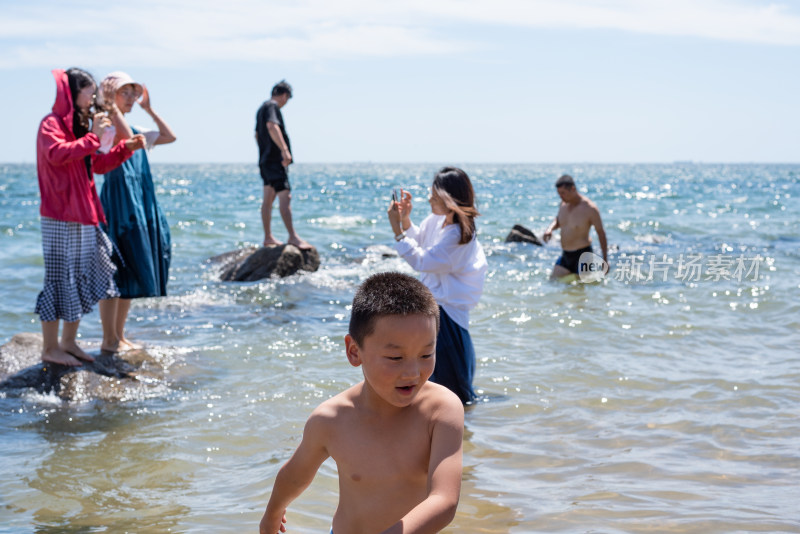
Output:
[505, 224, 543, 246]
[211, 244, 321, 281]
[0, 333, 170, 401]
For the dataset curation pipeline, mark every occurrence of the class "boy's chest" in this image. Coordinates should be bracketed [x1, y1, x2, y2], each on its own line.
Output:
[329, 417, 432, 484]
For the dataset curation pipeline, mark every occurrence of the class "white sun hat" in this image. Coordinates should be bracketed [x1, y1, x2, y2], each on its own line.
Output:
[97, 71, 143, 107]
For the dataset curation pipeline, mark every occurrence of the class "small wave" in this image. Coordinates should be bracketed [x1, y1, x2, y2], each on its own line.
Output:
[635, 234, 670, 244]
[308, 215, 371, 229]
[19, 389, 63, 405]
[138, 287, 238, 311]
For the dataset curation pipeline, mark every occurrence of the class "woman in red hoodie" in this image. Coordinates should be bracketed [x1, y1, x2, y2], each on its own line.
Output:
[36, 68, 145, 366]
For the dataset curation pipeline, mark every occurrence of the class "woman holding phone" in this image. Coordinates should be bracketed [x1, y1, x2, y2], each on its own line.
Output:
[387, 166, 488, 403]
[35, 68, 144, 366]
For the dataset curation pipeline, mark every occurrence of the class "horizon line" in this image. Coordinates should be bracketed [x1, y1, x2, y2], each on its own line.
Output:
[2, 161, 800, 166]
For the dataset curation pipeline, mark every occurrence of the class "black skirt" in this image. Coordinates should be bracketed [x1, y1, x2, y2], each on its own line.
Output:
[430, 305, 477, 404]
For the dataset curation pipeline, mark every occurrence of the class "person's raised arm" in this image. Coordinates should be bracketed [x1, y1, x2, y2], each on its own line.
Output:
[138, 85, 177, 145]
[259, 411, 331, 534]
[266, 121, 292, 167]
[393, 223, 458, 274]
[93, 134, 145, 174]
[399, 189, 414, 231]
[388, 198, 405, 239]
[101, 78, 133, 141]
[381, 393, 464, 534]
[39, 117, 102, 166]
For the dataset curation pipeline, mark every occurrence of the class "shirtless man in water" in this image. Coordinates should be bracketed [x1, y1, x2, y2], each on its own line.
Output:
[543, 174, 609, 279]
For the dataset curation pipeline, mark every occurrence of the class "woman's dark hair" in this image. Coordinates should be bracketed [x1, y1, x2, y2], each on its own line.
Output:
[66, 67, 95, 139]
[432, 166, 480, 244]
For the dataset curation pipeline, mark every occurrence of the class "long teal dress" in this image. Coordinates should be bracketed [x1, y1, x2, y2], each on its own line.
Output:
[100, 128, 171, 299]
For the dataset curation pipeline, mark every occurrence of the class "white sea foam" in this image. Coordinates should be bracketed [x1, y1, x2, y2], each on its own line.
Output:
[309, 215, 371, 229]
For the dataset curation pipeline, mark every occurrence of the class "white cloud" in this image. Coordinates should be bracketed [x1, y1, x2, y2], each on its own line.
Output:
[0, 0, 798, 68]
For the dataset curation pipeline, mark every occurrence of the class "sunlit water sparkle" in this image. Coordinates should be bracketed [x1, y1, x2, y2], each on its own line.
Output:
[1, 163, 798, 533]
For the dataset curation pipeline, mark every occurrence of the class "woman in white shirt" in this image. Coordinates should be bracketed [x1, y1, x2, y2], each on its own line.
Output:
[388, 167, 488, 403]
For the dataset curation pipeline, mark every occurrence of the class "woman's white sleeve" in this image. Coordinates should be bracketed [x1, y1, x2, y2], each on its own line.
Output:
[135, 126, 161, 151]
[405, 222, 421, 240]
[395, 231, 457, 274]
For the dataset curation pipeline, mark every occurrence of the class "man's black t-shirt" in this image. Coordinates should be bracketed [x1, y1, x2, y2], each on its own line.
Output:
[255, 100, 291, 166]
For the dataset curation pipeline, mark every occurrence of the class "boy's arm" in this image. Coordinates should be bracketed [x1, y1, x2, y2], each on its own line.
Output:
[260, 412, 331, 534]
[381, 394, 464, 534]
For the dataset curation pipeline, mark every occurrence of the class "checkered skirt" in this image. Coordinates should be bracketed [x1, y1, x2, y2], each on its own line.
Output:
[35, 217, 120, 322]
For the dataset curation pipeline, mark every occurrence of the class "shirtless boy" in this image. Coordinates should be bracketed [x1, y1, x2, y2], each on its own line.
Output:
[259, 272, 464, 534]
[542, 174, 609, 279]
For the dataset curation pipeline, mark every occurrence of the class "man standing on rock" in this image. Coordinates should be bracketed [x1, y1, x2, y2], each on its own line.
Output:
[543, 174, 609, 279]
[255, 80, 311, 249]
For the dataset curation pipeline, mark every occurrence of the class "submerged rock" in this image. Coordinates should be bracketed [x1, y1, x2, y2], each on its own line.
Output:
[211, 244, 320, 282]
[366, 244, 398, 258]
[0, 333, 169, 401]
[505, 224, 543, 246]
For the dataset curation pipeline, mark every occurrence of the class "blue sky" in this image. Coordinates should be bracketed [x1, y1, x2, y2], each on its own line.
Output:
[1, 0, 798, 164]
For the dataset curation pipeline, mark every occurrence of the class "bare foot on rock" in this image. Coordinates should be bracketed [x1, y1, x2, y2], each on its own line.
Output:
[287, 237, 313, 250]
[263, 236, 284, 247]
[42, 347, 83, 367]
[61, 341, 95, 363]
[119, 338, 143, 351]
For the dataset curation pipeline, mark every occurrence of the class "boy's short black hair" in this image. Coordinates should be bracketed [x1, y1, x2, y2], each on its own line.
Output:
[271, 80, 293, 98]
[349, 272, 440, 346]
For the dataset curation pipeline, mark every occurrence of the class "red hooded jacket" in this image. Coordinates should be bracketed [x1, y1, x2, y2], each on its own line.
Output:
[36, 69, 133, 226]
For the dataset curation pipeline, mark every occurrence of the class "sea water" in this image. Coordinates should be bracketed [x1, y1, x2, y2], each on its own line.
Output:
[1, 163, 798, 533]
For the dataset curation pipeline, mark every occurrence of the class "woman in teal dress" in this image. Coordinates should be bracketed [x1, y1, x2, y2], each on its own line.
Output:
[97, 71, 176, 352]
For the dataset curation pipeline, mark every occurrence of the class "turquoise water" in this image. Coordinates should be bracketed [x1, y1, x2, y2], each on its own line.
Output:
[1, 163, 799, 533]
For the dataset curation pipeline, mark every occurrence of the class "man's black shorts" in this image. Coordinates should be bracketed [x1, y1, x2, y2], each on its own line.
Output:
[260, 162, 291, 193]
[556, 245, 593, 274]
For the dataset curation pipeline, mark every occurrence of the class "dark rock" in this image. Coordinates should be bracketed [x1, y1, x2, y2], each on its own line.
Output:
[0, 333, 170, 401]
[211, 244, 321, 281]
[366, 244, 398, 259]
[505, 224, 543, 246]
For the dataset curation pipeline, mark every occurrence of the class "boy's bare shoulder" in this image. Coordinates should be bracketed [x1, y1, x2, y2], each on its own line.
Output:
[416, 382, 464, 424]
[308, 381, 462, 430]
[301, 384, 363, 448]
[308, 383, 362, 422]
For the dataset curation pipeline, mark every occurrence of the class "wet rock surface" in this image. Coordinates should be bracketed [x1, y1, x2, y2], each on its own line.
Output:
[0, 333, 169, 401]
[211, 244, 321, 281]
[505, 224, 543, 246]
